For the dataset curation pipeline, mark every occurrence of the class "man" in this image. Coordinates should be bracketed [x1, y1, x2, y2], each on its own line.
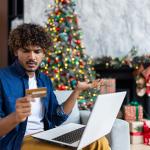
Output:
[0, 23, 109, 150]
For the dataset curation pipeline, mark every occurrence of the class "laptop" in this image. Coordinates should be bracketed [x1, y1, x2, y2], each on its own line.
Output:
[32, 91, 126, 150]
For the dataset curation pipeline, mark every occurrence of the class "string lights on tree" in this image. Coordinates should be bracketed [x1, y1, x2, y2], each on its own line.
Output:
[40, 0, 99, 110]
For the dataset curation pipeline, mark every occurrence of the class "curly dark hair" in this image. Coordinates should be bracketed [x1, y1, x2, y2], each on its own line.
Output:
[8, 23, 50, 54]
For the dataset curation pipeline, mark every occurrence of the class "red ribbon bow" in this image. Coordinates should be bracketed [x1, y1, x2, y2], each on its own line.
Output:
[143, 121, 150, 145]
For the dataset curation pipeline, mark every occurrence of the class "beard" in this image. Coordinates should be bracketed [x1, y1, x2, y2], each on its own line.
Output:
[25, 60, 39, 72]
[25, 68, 37, 72]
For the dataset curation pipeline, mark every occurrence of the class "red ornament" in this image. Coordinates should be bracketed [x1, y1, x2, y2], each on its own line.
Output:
[55, 57, 59, 63]
[56, 27, 60, 31]
[75, 17, 78, 23]
[44, 71, 49, 75]
[75, 40, 81, 45]
[55, 10, 59, 15]
[54, 69, 59, 73]
[76, 52, 80, 56]
[47, 58, 51, 63]
[58, 85, 66, 90]
[61, 0, 67, 4]
[79, 61, 84, 65]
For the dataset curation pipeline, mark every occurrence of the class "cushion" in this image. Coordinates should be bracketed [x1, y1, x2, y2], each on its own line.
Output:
[107, 119, 130, 150]
[54, 90, 80, 124]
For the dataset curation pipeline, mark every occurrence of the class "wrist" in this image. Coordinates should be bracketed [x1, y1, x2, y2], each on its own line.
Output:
[11, 112, 21, 124]
[74, 87, 82, 94]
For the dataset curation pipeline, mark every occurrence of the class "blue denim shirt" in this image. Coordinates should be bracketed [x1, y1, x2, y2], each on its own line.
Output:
[0, 60, 69, 150]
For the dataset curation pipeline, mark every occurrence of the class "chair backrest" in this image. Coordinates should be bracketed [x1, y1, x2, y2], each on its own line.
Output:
[54, 90, 80, 124]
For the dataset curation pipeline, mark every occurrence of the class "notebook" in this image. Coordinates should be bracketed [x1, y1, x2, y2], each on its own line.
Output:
[32, 91, 126, 150]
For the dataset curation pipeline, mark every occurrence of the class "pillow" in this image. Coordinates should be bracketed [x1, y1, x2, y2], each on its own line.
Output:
[54, 90, 80, 124]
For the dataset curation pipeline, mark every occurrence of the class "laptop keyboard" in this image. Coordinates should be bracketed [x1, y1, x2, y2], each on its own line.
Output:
[52, 126, 85, 144]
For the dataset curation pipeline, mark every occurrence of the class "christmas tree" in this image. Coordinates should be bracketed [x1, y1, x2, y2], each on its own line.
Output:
[40, 0, 99, 110]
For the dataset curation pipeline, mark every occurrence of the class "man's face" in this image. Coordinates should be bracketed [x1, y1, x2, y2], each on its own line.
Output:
[15, 45, 45, 74]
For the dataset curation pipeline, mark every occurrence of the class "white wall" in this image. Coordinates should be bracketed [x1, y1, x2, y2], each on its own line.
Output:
[23, 0, 150, 58]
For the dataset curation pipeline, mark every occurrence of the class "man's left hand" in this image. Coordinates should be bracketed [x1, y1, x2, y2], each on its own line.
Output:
[75, 79, 103, 92]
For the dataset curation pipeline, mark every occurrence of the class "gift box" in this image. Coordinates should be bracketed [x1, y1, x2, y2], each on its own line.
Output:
[129, 120, 150, 144]
[100, 78, 116, 94]
[124, 102, 143, 122]
[129, 121, 144, 144]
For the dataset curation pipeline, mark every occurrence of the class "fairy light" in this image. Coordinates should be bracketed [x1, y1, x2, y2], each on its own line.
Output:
[66, 48, 70, 51]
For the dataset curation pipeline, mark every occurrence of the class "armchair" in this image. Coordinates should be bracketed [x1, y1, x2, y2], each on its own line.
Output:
[54, 90, 130, 150]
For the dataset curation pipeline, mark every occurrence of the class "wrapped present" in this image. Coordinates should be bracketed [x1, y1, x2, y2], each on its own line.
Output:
[100, 78, 116, 94]
[143, 121, 150, 145]
[129, 121, 144, 144]
[129, 120, 150, 144]
[124, 101, 143, 122]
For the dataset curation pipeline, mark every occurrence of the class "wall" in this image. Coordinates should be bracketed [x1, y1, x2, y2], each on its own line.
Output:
[0, 0, 8, 67]
[23, 0, 150, 58]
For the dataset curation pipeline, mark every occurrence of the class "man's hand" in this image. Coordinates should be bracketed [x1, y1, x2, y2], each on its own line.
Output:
[15, 95, 33, 123]
[0, 95, 34, 136]
[75, 79, 104, 92]
[63, 79, 104, 114]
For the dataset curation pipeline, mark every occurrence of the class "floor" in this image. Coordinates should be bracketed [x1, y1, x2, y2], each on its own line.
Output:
[131, 144, 150, 150]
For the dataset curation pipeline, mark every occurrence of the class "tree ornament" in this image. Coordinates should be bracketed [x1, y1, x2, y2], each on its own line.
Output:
[58, 85, 67, 90]
[70, 79, 77, 89]
[75, 40, 81, 45]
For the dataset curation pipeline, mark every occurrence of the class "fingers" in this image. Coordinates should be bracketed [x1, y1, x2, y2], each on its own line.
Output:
[15, 95, 33, 122]
[17, 95, 33, 102]
[76, 78, 104, 91]
[91, 79, 104, 89]
[84, 76, 89, 83]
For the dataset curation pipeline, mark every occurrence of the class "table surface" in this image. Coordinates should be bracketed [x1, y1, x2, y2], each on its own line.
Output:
[21, 136, 71, 150]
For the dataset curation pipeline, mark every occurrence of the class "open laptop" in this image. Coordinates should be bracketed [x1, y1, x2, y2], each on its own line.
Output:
[32, 91, 126, 150]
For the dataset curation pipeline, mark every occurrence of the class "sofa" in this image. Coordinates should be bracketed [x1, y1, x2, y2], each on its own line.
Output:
[54, 90, 130, 150]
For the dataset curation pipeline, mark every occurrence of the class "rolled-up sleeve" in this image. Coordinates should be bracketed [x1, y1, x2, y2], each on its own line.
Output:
[50, 92, 69, 126]
[56, 104, 68, 118]
[46, 78, 69, 127]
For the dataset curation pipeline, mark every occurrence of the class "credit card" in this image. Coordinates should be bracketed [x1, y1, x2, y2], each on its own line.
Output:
[25, 87, 47, 98]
